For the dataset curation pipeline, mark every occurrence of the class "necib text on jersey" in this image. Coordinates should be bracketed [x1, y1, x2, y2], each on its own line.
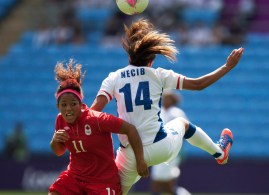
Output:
[121, 68, 145, 78]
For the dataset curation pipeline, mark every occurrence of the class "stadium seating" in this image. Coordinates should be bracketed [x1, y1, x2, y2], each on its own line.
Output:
[0, 4, 269, 159]
[1, 34, 269, 159]
[181, 7, 220, 27]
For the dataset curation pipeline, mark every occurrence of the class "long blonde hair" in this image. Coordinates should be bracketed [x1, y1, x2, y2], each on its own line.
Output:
[122, 19, 178, 67]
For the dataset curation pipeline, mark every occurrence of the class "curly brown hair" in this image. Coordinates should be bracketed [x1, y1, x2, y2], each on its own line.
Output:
[55, 59, 86, 100]
[122, 19, 178, 67]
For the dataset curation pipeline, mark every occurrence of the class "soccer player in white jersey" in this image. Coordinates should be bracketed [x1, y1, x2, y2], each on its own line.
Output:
[90, 19, 244, 194]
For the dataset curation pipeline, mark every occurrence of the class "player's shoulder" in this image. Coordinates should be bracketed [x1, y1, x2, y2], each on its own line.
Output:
[56, 113, 64, 121]
[87, 109, 113, 121]
[87, 108, 102, 118]
[109, 66, 128, 75]
[155, 67, 167, 71]
[105, 69, 122, 81]
[76, 104, 101, 123]
[155, 67, 175, 75]
[55, 113, 67, 128]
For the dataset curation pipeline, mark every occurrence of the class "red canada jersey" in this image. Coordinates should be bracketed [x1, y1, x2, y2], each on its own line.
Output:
[55, 104, 123, 185]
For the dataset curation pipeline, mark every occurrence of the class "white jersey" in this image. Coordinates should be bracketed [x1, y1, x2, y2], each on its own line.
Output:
[97, 65, 185, 146]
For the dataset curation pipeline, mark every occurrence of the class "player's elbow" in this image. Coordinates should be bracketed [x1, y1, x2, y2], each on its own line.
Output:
[184, 79, 208, 91]
[195, 84, 207, 90]
[187, 83, 206, 91]
[119, 121, 138, 136]
[126, 124, 137, 134]
[193, 79, 211, 90]
[50, 142, 66, 156]
[53, 149, 65, 156]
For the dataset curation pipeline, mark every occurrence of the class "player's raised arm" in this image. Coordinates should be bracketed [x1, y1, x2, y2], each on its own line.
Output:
[182, 47, 244, 90]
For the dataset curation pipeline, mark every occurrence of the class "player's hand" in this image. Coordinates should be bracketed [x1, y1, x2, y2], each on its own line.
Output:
[52, 130, 69, 143]
[226, 47, 244, 69]
[137, 160, 149, 178]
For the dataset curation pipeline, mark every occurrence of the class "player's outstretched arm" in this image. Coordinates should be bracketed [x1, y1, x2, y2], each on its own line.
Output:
[119, 121, 149, 178]
[182, 47, 244, 90]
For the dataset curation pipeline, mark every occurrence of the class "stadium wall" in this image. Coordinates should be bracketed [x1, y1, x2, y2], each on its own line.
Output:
[1, 155, 268, 194]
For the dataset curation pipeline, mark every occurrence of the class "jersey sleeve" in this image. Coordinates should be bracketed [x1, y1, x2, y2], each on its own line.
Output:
[97, 72, 116, 102]
[157, 68, 185, 90]
[97, 112, 123, 133]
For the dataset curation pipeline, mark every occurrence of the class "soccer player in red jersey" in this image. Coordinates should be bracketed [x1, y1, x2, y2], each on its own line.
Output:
[48, 59, 149, 195]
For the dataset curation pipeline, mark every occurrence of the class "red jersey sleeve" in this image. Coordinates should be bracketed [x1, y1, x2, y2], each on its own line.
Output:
[97, 112, 123, 133]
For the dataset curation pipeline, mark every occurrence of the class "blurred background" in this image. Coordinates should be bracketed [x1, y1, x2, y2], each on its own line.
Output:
[0, 0, 269, 194]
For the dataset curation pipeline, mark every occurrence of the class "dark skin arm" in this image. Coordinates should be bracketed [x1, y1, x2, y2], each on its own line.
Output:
[118, 121, 149, 178]
[183, 47, 244, 90]
[91, 98, 149, 177]
[90, 95, 108, 111]
[50, 130, 69, 156]
[91, 48, 244, 109]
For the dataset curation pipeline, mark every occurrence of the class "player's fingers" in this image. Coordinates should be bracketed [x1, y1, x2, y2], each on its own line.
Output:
[229, 48, 243, 61]
[228, 50, 237, 60]
[238, 48, 244, 56]
[53, 134, 68, 142]
[62, 132, 70, 139]
[230, 49, 237, 56]
[139, 172, 148, 177]
[57, 138, 67, 142]
[56, 130, 69, 139]
[235, 47, 244, 56]
[234, 51, 244, 60]
[60, 134, 69, 141]
[145, 168, 149, 177]
[142, 168, 150, 177]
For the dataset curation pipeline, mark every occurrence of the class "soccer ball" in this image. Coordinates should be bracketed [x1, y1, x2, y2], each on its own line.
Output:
[116, 0, 149, 15]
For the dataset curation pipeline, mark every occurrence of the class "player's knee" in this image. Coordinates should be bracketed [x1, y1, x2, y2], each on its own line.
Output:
[178, 117, 189, 131]
[183, 122, 197, 139]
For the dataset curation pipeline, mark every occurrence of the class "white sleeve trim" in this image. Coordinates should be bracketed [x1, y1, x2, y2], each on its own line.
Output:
[179, 76, 185, 90]
[97, 90, 111, 102]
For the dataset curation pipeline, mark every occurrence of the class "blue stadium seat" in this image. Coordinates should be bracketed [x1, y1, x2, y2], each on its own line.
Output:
[181, 8, 220, 27]
[1, 27, 269, 159]
[75, 8, 112, 33]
